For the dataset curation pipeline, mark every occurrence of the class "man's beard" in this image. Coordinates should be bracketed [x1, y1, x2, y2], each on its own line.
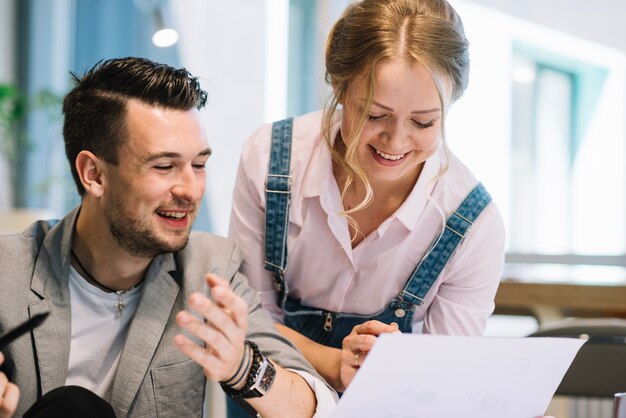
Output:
[107, 201, 192, 258]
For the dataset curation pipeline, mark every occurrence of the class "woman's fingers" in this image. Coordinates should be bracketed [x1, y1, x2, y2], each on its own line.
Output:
[337, 320, 403, 390]
[352, 320, 401, 337]
[343, 333, 377, 355]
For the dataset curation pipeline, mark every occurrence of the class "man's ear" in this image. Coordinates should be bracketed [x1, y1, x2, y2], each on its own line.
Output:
[75, 150, 106, 197]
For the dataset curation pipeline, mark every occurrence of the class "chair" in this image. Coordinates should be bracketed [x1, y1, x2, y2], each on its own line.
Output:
[529, 318, 626, 397]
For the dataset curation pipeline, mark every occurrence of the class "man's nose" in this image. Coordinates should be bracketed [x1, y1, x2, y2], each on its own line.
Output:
[172, 166, 204, 202]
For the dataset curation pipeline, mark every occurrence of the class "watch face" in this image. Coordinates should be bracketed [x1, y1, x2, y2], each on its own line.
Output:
[259, 361, 277, 391]
[250, 358, 277, 396]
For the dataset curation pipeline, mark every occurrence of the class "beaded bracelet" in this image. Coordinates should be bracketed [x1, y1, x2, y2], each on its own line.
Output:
[220, 340, 263, 398]
[222, 343, 252, 388]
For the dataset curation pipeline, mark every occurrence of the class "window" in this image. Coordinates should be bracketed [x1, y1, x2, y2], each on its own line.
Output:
[287, 0, 626, 266]
[445, 2, 626, 266]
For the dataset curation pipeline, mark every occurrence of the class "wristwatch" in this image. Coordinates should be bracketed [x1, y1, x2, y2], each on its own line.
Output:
[241, 353, 277, 398]
[221, 340, 277, 399]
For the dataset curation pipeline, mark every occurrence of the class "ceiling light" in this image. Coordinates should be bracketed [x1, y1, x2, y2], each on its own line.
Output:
[152, 7, 179, 48]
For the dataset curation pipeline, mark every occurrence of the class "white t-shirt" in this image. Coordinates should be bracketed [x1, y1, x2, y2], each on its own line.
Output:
[66, 266, 142, 400]
[65, 267, 337, 417]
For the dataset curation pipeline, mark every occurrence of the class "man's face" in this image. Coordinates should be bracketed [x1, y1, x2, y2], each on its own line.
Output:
[102, 99, 210, 258]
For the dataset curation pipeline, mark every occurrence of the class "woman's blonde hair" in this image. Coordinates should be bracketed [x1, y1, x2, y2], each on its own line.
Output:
[321, 0, 469, 236]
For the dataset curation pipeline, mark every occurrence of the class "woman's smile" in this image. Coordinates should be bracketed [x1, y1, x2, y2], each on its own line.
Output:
[369, 145, 411, 166]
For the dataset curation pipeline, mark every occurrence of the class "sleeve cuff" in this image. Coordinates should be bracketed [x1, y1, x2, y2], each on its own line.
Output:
[288, 369, 338, 417]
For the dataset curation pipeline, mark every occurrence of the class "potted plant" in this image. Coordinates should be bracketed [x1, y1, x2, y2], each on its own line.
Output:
[0, 83, 62, 231]
[0, 83, 26, 164]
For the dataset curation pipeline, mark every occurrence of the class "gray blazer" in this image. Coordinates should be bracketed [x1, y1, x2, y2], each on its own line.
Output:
[0, 208, 323, 417]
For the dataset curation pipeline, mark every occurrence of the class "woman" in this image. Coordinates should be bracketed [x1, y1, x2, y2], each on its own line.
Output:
[230, 0, 504, 394]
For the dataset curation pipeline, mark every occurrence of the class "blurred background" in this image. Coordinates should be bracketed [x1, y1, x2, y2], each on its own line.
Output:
[2, 0, 624, 256]
[1, 0, 625, 416]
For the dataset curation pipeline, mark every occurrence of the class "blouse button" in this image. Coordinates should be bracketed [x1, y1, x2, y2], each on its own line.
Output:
[394, 309, 406, 318]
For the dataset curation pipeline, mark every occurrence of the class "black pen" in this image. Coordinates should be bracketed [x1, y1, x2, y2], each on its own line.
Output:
[0, 312, 50, 347]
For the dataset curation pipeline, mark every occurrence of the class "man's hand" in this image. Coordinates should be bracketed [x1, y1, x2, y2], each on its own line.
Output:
[174, 273, 249, 382]
[174, 274, 320, 417]
[339, 320, 400, 391]
[0, 352, 19, 418]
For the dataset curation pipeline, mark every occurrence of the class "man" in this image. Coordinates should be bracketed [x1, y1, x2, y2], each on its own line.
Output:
[0, 57, 336, 417]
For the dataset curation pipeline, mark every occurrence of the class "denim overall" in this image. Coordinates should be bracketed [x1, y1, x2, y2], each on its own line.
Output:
[227, 118, 492, 417]
[265, 117, 492, 345]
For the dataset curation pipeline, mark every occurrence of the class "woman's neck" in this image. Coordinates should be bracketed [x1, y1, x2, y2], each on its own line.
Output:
[333, 156, 423, 213]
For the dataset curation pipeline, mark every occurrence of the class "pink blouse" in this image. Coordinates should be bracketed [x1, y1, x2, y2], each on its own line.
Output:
[229, 110, 505, 335]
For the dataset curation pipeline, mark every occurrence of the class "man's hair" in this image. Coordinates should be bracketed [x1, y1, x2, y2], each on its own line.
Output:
[62, 57, 208, 196]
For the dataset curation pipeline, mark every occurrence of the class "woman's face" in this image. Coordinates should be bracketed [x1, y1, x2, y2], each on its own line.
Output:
[340, 59, 450, 186]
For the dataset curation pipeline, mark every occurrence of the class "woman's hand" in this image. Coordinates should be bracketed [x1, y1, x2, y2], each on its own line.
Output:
[339, 320, 400, 391]
[0, 352, 19, 418]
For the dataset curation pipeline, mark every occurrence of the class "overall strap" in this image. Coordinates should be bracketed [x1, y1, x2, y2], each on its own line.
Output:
[399, 183, 492, 305]
[264, 118, 293, 301]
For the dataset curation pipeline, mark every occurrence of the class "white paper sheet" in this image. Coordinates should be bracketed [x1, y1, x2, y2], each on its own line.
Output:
[330, 334, 584, 418]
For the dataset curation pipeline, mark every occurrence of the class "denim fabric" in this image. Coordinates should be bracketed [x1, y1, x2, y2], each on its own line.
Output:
[284, 296, 414, 349]
[281, 184, 492, 348]
[263, 118, 294, 305]
[226, 397, 258, 418]
[400, 183, 492, 305]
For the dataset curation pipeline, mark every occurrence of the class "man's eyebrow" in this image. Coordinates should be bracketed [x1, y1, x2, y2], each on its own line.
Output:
[143, 148, 212, 162]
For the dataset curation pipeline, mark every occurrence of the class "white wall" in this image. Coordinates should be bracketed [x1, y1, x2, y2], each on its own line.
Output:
[172, 0, 287, 237]
[456, 0, 626, 53]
